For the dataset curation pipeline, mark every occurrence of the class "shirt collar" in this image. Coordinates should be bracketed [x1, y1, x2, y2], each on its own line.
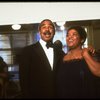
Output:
[39, 39, 46, 47]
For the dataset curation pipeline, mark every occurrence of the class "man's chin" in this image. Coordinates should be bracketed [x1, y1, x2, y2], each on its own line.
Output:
[45, 38, 52, 42]
[69, 46, 75, 50]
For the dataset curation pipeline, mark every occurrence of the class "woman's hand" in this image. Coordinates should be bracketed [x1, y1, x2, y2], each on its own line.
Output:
[88, 45, 95, 54]
[82, 46, 95, 57]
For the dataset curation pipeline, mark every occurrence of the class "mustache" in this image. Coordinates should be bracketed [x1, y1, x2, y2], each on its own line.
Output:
[44, 32, 51, 35]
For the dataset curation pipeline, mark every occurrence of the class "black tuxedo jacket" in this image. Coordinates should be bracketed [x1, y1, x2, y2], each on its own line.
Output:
[18, 41, 64, 98]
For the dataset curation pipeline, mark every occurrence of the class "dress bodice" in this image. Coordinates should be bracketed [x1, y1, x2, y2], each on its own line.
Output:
[56, 58, 100, 98]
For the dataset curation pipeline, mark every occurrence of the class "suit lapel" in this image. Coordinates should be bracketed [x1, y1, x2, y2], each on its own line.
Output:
[53, 47, 60, 70]
[33, 42, 60, 71]
[34, 42, 52, 70]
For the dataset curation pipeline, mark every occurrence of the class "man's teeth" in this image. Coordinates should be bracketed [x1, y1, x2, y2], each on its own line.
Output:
[69, 40, 73, 42]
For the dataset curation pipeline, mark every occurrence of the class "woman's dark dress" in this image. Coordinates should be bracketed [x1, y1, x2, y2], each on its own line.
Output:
[56, 58, 100, 98]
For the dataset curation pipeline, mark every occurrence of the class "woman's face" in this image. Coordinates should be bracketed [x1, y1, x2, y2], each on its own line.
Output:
[39, 20, 55, 42]
[66, 29, 82, 49]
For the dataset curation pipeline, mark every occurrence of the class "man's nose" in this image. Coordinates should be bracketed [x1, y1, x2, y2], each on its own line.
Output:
[45, 27, 49, 31]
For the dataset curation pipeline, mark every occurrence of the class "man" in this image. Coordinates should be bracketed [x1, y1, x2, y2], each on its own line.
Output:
[0, 56, 8, 97]
[18, 19, 65, 98]
[54, 40, 63, 50]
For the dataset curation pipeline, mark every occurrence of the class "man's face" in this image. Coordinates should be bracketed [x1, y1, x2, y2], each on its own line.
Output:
[39, 20, 55, 42]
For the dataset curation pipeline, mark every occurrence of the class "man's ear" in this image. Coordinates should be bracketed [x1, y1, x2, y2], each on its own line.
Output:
[81, 40, 84, 43]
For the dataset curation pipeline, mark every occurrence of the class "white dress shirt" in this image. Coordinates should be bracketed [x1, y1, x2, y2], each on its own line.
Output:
[39, 39, 54, 70]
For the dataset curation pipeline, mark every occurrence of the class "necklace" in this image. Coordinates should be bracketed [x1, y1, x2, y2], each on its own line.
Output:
[68, 50, 83, 60]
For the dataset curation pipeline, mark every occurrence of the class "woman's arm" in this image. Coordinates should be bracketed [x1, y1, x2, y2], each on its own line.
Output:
[82, 48, 100, 77]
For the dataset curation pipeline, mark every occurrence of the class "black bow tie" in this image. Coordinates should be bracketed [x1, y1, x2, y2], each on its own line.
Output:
[46, 41, 54, 49]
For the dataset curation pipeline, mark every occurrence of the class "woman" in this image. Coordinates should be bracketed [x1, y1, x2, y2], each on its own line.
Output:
[56, 26, 100, 98]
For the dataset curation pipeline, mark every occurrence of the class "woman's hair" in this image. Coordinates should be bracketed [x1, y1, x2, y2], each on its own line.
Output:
[67, 26, 87, 45]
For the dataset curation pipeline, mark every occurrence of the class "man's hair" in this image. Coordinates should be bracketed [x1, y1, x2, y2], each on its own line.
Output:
[54, 40, 63, 49]
[38, 19, 55, 33]
[0, 56, 3, 62]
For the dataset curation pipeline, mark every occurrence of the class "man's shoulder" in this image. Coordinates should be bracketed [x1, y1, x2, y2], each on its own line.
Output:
[19, 43, 36, 55]
[54, 47, 65, 56]
[23, 42, 39, 50]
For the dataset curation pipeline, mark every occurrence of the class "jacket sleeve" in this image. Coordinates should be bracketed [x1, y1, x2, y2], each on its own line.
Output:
[17, 46, 32, 98]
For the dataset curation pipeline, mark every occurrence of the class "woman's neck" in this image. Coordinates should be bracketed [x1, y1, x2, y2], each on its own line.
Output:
[69, 46, 82, 54]
[65, 47, 83, 61]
